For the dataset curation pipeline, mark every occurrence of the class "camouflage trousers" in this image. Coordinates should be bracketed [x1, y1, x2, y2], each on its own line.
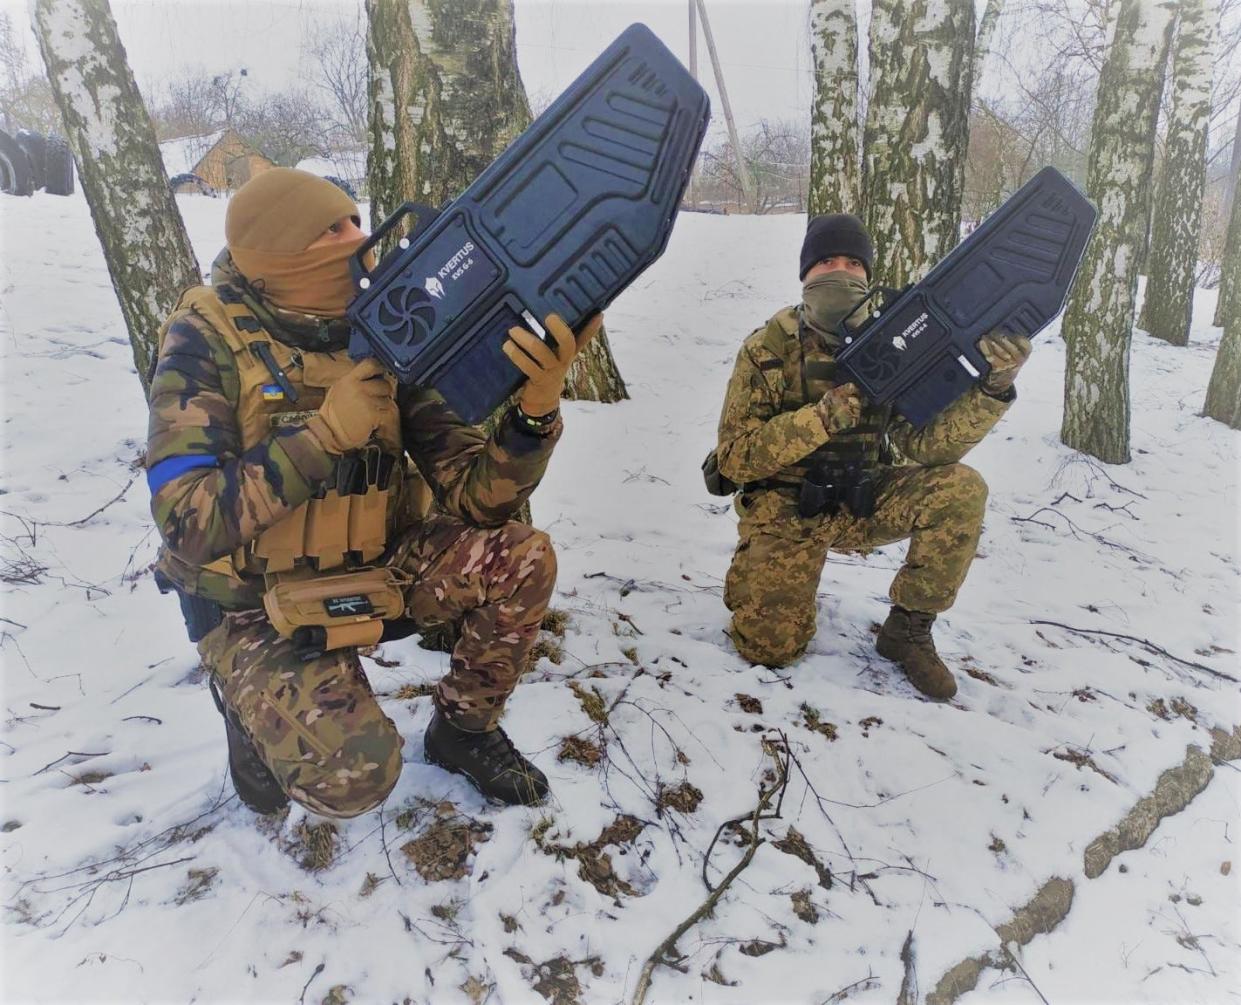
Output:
[724, 463, 987, 668]
[199, 515, 556, 818]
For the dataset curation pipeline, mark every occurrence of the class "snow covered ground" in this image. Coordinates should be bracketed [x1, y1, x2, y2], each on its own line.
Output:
[1, 189, 1238, 1005]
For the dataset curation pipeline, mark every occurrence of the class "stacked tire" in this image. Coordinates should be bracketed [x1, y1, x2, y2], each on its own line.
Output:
[0, 128, 75, 197]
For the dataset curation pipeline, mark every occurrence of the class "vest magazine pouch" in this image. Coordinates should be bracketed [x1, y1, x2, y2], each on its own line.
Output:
[263, 566, 410, 658]
[303, 488, 352, 571]
[252, 502, 310, 573]
[346, 449, 395, 564]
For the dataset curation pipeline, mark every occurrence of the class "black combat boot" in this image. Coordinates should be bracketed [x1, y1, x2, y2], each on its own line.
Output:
[210, 678, 289, 815]
[424, 710, 550, 807]
[876, 606, 958, 701]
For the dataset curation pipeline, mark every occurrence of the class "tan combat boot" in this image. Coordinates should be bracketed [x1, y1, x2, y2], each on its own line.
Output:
[876, 606, 958, 700]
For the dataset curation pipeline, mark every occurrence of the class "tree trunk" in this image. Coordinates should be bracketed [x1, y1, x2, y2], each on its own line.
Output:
[1204, 169, 1241, 426]
[807, 0, 860, 215]
[1060, 0, 1177, 464]
[1137, 0, 1216, 346]
[564, 321, 627, 402]
[972, 0, 1005, 96]
[365, 0, 627, 408]
[1214, 111, 1241, 327]
[862, 0, 976, 288]
[32, 0, 200, 393]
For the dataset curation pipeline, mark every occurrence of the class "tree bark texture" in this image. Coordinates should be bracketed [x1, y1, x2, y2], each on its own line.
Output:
[1059, 0, 1177, 465]
[32, 0, 200, 393]
[971, 0, 1005, 96]
[365, 0, 627, 407]
[1138, 0, 1215, 346]
[862, 0, 976, 288]
[1215, 112, 1241, 327]
[807, 0, 861, 215]
[564, 321, 628, 403]
[366, 0, 530, 234]
[1204, 169, 1241, 426]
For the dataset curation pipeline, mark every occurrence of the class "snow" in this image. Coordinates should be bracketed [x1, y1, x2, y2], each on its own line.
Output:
[1, 189, 1239, 1004]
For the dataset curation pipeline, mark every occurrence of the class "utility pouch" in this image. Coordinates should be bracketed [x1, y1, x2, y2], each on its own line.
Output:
[263, 566, 410, 660]
[702, 448, 738, 497]
[252, 502, 309, 573]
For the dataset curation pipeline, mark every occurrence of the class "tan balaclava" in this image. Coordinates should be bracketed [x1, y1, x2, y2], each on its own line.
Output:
[225, 168, 363, 317]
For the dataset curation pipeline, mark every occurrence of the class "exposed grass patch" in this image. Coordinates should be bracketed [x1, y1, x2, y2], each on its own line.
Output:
[541, 608, 570, 637]
[772, 826, 832, 889]
[557, 735, 602, 767]
[394, 683, 434, 700]
[402, 813, 493, 882]
[535, 814, 645, 899]
[173, 867, 219, 905]
[568, 682, 608, 724]
[656, 781, 703, 814]
[295, 821, 339, 872]
[800, 704, 837, 742]
[734, 693, 763, 714]
[791, 888, 818, 924]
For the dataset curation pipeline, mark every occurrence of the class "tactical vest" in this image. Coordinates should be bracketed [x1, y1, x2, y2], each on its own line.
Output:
[155, 287, 430, 601]
[761, 308, 892, 486]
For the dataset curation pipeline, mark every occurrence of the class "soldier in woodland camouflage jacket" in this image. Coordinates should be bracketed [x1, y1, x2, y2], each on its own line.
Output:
[147, 168, 600, 814]
[716, 214, 1032, 700]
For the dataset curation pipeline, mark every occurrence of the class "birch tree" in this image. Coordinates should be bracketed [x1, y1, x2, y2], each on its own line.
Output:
[1215, 111, 1241, 327]
[862, 0, 975, 288]
[972, 0, 1005, 95]
[1060, 0, 1178, 464]
[807, 0, 860, 214]
[1139, 0, 1217, 346]
[365, 0, 626, 405]
[32, 0, 199, 392]
[1204, 168, 1241, 426]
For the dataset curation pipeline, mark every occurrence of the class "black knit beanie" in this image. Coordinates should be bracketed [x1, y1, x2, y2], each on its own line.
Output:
[799, 213, 874, 280]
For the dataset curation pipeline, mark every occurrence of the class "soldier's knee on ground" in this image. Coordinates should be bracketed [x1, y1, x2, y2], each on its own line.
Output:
[728, 615, 813, 669]
[279, 719, 405, 819]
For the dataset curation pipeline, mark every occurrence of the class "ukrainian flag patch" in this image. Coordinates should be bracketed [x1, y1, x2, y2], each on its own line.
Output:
[261, 384, 285, 401]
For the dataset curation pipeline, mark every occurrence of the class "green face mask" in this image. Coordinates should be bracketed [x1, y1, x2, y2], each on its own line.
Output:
[801, 272, 869, 336]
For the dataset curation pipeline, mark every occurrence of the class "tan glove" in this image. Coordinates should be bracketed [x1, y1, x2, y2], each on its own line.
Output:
[815, 381, 864, 434]
[979, 333, 1032, 394]
[503, 312, 604, 417]
[305, 358, 396, 454]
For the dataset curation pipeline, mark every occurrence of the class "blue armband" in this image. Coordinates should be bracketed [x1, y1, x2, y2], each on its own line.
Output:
[147, 455, 219, 495]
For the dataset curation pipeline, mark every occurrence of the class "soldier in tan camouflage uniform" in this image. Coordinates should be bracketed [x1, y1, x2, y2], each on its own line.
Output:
[148, 169, 600, 814]
[716, 214, 1030, 699]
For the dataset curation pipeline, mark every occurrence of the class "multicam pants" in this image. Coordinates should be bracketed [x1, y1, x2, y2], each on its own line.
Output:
[199, 515, 556, 818]
[724, 463, 988, 668]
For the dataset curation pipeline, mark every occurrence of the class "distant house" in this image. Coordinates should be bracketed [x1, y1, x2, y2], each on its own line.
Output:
[160, 128, 275, 193]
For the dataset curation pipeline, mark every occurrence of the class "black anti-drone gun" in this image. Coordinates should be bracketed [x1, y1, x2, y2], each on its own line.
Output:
[345, 23, 710, 424]
[834, 167, 1097, 428]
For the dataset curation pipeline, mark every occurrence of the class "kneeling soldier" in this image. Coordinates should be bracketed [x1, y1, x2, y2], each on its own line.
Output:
[147, 168, 600, 814]
[715, 214, 1029, 699]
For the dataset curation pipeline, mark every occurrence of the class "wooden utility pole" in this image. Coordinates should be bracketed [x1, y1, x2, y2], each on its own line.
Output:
[694, 0, 755, 212]
[688, 0, 698, 208]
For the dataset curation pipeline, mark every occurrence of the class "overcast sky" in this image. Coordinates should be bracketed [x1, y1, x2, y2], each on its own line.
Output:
[6, 0, 821, 141]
